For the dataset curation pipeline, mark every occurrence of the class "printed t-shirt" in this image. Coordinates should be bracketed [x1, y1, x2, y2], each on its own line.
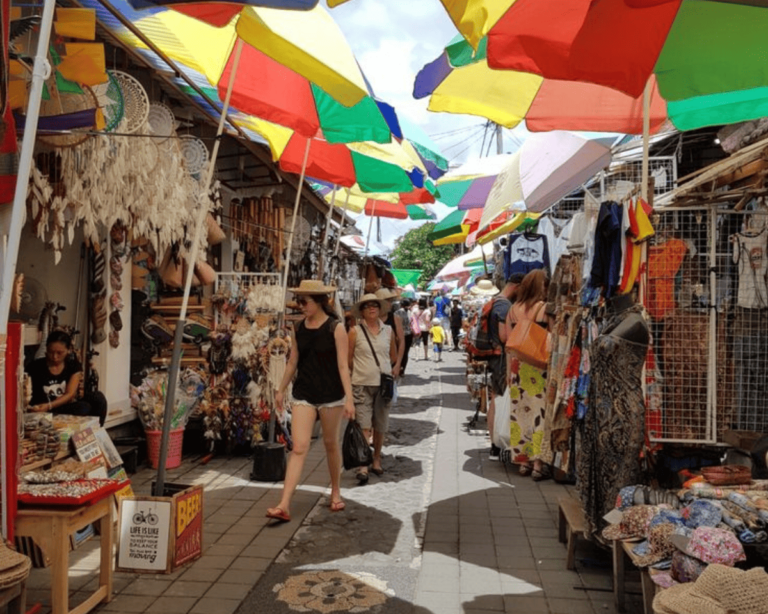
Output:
[434, 296, 448, 318]
[647, 238, 687, 320]
[28, 357, 82, 405]
[504, 233, 550, 280]
[733, 230, 768, 308]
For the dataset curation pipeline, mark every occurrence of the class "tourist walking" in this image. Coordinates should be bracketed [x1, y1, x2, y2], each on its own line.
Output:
[430, 318, 446, 362]
[348, 293, 397, 483]
[418, 299, 433, 360]
[267, 281, 355, 522]
[505, 269, 551, 480]
[450, 299, 463, 350]
[395, 299, 414, 376]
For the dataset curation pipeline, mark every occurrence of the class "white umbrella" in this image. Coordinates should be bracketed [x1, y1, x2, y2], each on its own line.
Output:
[479, 131, 612, 232]
[434, 253, 475, 281]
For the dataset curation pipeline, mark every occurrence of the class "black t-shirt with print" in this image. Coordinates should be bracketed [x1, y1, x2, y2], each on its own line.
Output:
[28, 357, 82, 405]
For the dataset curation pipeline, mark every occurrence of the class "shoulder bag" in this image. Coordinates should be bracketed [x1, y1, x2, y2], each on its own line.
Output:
[360, 324, 394, 401]
[505, 301, 550, 370]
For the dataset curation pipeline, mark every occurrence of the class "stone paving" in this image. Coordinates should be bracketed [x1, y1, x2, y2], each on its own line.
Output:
[22, 348, 646, 613]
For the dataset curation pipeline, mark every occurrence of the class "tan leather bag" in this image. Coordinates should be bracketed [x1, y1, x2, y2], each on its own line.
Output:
[195, 260, 217, 286]
[206, 213, 226, 246]
[158, 247, 183, 289]
[505, 301, 550, 370]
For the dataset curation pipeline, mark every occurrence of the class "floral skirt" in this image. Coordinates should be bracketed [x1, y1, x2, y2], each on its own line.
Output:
[509, 360, 547, 464]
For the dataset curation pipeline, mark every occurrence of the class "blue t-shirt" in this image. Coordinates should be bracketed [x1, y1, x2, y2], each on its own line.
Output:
[434, 295, 448, 318]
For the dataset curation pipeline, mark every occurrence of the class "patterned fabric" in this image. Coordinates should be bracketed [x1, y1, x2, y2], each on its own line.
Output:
[635, 523, 677, 567]
[683, 527, 746, 566]
[650, 509, 685, 529]
[682, 500, 723, 529]
[508, 359, 547, 463]
[578, 311, 649, 539]
[602, 505, 660, 541]
[616, 485, 640, 511]
[671, 550, 707, 584]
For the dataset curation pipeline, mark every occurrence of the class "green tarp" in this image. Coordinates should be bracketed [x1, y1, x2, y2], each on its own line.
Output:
[391, 269, 423, 288]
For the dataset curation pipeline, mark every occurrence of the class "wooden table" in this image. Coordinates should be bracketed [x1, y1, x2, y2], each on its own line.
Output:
[612, 540, 657, 614]
[0, 581, 26, 614]
[14, 496, 113, 614]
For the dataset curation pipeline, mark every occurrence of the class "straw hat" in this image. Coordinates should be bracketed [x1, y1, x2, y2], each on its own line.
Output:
[0, 542, 31, 589]
[470, 279, 500, 296]
[289, 280, 336, 295]
[352, 293, 385, 318]
[375, 287, 398, 301]
[652, 564, 768, 614]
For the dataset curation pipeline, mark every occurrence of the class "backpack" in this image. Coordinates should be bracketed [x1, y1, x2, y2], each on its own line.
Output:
[467, 297, 507, 360]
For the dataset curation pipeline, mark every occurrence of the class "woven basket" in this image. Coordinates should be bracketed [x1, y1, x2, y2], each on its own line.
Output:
[701, 464, 752, 486]
[0, 542, 31, 589]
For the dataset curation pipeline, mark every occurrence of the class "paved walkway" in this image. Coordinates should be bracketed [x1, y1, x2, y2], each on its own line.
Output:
[24, 349, 645, 613]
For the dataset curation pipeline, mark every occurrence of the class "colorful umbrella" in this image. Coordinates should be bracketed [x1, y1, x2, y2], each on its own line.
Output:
[428, 208, 482, 243]
[414, 34, 668, 134]
[128, 0, 319, 10]
[114, 2, 390, 141]
[310, 181, 435, 220]
[138, 2, 368, 106]
[479, 131, 611, 230]
[435, 153, 515, 209]
[486, 0, 768, 131]
[435, 0, 513, 49]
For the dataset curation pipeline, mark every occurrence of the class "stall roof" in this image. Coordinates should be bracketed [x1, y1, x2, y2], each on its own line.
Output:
[656, 136, 768, 208]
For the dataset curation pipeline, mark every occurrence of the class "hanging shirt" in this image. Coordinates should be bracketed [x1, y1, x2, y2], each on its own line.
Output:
[504, 232, 550, 280]
[589, 201, 624, 296]
[537, 217, 568, 275]
[733, 230, 768, 309]
[646, 238, 688, 320]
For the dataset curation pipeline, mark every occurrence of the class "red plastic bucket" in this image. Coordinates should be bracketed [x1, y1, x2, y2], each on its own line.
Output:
[145, 428, 184, 469]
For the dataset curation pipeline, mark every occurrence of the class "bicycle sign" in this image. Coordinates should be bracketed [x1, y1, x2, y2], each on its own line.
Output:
[132, 510, 159, 526]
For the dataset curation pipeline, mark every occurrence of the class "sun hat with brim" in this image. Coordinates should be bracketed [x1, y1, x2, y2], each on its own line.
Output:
[602, 505, 660, 542]
[672, 526, 746, 566]
[633, 523, 677, 567]
[352, 294, 385, 318]
[652, 564, 768, 614]
[375, 288, 398, 300]
[470, 279, 500, 296]
[290, 280, 336, 295]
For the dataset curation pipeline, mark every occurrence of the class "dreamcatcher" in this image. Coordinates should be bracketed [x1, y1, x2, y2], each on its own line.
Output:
[111, 70, 149, 134]
[91, 71, 124, 133]
[284, 212, 311, 259]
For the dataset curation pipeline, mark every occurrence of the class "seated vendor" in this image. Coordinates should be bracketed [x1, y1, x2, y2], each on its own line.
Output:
[27, 331, 107, 426]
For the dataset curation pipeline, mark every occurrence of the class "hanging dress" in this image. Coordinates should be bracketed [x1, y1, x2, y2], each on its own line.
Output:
[577, 311, 648, 540]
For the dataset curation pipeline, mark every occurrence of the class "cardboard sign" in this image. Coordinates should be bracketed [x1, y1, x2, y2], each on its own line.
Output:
[173, 485, 203, 568]
[117, 498, 172, 573]
[116, 484, 203, 574]
[71, 427, 108, 478]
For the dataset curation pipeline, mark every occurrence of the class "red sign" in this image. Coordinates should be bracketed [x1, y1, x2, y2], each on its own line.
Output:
[173, 485, 203, 568]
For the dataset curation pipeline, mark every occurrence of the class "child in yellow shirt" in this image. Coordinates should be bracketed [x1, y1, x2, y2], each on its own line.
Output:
[430, 318, 446, 362]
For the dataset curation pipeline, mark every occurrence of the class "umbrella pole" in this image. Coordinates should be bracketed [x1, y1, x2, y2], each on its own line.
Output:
[0, 0, 56, 538]
[333, 191, 351, 257]
[363, 202, 376, 259]
[641, 78, 651, 202]
[154, 39, 245, 497]
[271, 138, 311, 444]
[318, 185, 338, 278]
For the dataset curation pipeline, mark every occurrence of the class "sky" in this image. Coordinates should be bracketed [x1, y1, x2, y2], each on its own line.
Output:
[322, 0, 531, 254]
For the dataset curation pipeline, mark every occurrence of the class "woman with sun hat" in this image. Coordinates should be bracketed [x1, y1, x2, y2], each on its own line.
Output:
[266, 280, 355, 522]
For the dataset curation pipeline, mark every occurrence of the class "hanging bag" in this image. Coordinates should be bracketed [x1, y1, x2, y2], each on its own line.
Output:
[506, 301, 550, 370]
[360, 324, 394, 401]
[342, 420, 374, 469]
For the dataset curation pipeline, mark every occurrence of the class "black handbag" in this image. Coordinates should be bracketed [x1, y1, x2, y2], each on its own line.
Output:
[360, 324, 395, 402]
[342, 420, 373, 469]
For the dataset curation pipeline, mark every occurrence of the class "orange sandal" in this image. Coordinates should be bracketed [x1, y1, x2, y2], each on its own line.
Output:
[265, 507, 291, 522]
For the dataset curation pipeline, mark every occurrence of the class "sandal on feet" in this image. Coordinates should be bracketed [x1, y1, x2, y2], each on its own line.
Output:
[355, 471, 369, 485]
[265, 507, 291, 522]
[370, 467, 384, 476]
[532, 466, 552, 482]
[330, 500, 346, 512]
[519, 464, 533, 477]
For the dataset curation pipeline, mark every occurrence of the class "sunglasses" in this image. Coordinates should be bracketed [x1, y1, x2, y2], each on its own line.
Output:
[363, 303, 379, 310]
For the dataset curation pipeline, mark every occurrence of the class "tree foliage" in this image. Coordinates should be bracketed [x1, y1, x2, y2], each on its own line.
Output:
[390, 223, 456, 288]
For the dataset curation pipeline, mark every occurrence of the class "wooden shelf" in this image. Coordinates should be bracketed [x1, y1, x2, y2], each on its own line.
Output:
[20, 450, 70, 474]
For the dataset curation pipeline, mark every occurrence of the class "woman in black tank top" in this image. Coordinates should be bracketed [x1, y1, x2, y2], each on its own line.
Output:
[266, 283, 355, 523]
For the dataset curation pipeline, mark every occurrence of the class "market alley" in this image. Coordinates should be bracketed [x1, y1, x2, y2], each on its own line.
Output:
[25, 349, 638, 614]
